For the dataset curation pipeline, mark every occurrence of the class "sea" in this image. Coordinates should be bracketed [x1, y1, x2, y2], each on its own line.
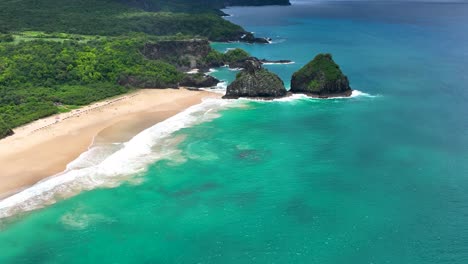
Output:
[1, 1, 467, 263]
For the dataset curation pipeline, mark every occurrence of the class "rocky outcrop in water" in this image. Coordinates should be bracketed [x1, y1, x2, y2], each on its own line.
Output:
[290, 53, 352, 97]
[142, 40, 291, 72]
[228, 56, 293, 69]
[223, 59, 287, 99]
[239, 32, 271, 44]
[180, 74, 220, 88]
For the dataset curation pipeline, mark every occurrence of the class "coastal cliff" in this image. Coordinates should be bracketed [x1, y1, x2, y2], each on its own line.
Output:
[180, 74, 220, 88]
[142, 41, 290, 72]
[0, 0, 289, 138]
[290, 54, 352, 97]
[142, 40, 212, 71]
[228, 56, 293, 69]
[223, 60, 287, 99]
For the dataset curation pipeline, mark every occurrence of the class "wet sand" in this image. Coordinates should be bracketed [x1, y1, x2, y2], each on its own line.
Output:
[0, 88, 220, 198]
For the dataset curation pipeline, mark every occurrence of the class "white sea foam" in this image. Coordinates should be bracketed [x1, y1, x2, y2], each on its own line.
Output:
[201, 81, 228, 94]
[0, 98, 239, 219]
[61, 210, 114, 230]
[237, 93, 308, 102]
[238, 90, 377, 103]
[262, 61, 295, 65]
[267, 38, 287, 44]
[349, 89, 377, 98]
[315, 89, 378, 99]
[303, 89, 378, 100]
[0, 89, 378, 218]
[216, 81, 227, 89]
[66, 143, 123, 171]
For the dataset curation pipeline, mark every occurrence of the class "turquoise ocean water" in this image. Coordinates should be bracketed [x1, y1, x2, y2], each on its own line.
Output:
[1, 1, 468, 263]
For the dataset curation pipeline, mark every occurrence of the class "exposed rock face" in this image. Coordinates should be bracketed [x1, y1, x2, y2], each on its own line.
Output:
[180, 74, 220, 88]
[141, 40, 212, 71]
[142, 40, 291, 72]
[259, 59, 292, 64]
[290, 53, 352, 97]
[228, 56, 293, 69]
[223, 60, 287, 99]
[239, 32, 270, 44]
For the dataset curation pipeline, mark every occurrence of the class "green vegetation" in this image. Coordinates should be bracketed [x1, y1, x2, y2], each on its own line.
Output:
[0, 34, 14, 43]
[291, 53, 351, 95]
[12, 31, 99, 44]
[222, 0, 290, 6]
[106, 0, 290, 14]
[204, 50, 226, 66]
[57, 105, 81, 114]
[225, 62, 286, 99]
[0, 0, 281, 138]
[204, 48, 251, 66]
[0, 118, 14, 138]
[0, 36, 183, 129]
[224, 48, 251, 63]
[296, 53, 344, 83]
[307, 80, 320, 92]
[0, 0, 246, 42]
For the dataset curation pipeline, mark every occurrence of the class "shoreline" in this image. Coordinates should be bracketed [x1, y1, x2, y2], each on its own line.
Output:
[0, 88, 220, 199]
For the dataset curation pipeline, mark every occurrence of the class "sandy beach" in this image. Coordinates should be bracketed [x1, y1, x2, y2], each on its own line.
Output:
[0, 88, 220, 198]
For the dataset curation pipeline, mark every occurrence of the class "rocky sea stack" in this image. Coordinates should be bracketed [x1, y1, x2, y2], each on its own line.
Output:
[180, 73, 220, 88]
[291, 53, 352, 97]
[223, 60, 287, 99]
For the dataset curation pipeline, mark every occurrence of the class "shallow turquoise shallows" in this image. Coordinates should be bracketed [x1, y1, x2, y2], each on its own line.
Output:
[1, 1, 468, 263]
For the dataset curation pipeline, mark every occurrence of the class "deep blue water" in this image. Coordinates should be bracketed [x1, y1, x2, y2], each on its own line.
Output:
[0, 1, 467, 263]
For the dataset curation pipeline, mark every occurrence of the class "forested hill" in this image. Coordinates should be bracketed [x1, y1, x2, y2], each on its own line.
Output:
[122, 0, 290, 12]
[0, 0, 290, 139]
[224, 0, 290, 6]
[0, 0, 242, 40]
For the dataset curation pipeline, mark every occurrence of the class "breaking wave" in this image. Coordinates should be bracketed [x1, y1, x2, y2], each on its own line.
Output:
[0, 98, 241, 219]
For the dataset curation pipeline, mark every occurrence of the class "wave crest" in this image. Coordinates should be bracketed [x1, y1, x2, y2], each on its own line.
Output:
[0, 98, 239, 219]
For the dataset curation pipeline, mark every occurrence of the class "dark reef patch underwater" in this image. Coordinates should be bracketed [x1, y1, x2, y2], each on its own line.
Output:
[1, 1, 468, 263]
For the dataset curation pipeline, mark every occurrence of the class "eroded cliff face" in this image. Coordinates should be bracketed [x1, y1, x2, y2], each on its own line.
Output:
[290, 54, 352, 97]
[223, 60, 287, 99]
[139, 40, 291, 89]
[180, 74, 220, 88]
[228, 56, 292, 69]
[141, 40, 212, 71]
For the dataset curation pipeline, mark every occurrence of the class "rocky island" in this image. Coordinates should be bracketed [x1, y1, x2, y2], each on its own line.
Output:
[291, 53, 352, 98]
[138, 40, 293, 89]
[223, 60, 287, 99]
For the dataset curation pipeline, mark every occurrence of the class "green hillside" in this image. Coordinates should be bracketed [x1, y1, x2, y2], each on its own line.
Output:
[0, 0, 246, 41]
[0, 0, 289, 139]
